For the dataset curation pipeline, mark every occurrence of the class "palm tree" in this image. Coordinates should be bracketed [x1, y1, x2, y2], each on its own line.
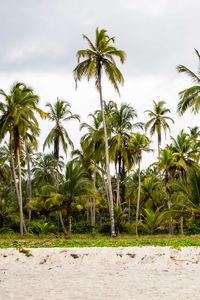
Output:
[43, 99, 80, 231]
[32, 153, 64, 188]
[145, 100, 174, 159]
[25, 134, 39, 225]
[158, 147, 176, 208]
[61, 160, 94, 235]
[187, 126, 200, 163]
[44, 98, 80, 160]
[141, 207, 168, 235]
[73, 28, 126, 236]
[142, 175, 161, 210]
[79, 113, 105, 230]
[128, 132, 151, 235]
[170, 130, 198, 184]
[0, 82, 40, 235]
[177, 49, 200, 114]
[109, 101, 142, 206]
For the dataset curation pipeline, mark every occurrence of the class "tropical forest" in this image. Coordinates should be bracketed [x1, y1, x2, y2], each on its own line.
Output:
[0, 28, 200, 240]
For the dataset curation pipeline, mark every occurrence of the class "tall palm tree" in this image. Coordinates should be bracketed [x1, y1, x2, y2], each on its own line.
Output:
[43, 98, 80, 192]
[158, 147, 176, 209]
[145, 100, 174, 159]
[170, 130, 198, 184]
[128, 132, 151, 235]
[109, 100, 142, 206]
[177, 49, 200, 114]
[73, 28, 126, 236]
[25, 130, 40, 224]
[44, 98, 80, 161]
[0, 82, 40, 235]
[79, 113, 104, 229]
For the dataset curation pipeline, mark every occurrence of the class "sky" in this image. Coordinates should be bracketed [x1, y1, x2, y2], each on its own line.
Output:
[0, 0, 199, 167]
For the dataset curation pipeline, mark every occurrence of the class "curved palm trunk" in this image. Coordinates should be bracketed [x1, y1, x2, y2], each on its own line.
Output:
[11, 146, 26, 235]
[135, 159, 141, 236]
[59, 210, 67, 236]
[98, 66, 116, 236]
[17, 148, 27, 234]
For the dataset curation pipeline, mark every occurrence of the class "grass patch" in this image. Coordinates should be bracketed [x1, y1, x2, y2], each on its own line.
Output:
[1, 233, 200, 248]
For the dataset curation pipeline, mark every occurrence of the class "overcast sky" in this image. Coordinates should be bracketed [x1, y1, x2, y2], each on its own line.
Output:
[0, 0, 199, 166]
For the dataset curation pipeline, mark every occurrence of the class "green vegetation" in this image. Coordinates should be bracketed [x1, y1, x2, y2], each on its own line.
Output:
[0, 28, 199, 239]
[1, 233, 200, 248]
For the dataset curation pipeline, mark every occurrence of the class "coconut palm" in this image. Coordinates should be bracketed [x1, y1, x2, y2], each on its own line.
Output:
[74, 28, 126, 236]
[128, 132, 152, 235]
[177, 49, 200, 114]
[109, 101, 142, 206]
[187, 126, 200, 162]
[158, 147, 176, 208]
[145, 100, 174, 159]
[44, 98, 80, 161]
[142, 175, 161, 210]
[0, 82, 40, 234]
[141, 207, 168, 234]
[79, 112, 106, 229]
[60, 160, 94, 235]
[32, 153, 64, 188]
[170, 130, 198, 184]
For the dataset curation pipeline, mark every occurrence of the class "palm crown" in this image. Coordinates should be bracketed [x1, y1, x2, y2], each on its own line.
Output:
[43, 98, 80, 160]
[145, 100, 174, 157]
[73, 28, 126, 94]
[177, 49, 200, 114]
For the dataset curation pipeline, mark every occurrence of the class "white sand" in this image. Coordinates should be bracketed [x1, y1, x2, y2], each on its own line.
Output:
[1, 246, 200, 300]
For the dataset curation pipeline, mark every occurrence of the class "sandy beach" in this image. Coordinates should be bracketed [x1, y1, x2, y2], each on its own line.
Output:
[1, 246, 200, 300]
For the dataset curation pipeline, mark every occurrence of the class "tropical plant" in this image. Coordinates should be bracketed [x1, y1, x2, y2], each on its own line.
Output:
[145, 100, 174, 159]
[128, 132, 152, 235]
[32, 153, 64, 188]
[177, 49, 200, 114]
[109, 100, 142, 206]
[0, 82, 40, 234]
[60, 160, 95, 235]
[141, 207, 168, 234]
[44, 98, 80, 160]
[74, 27, 126, 236]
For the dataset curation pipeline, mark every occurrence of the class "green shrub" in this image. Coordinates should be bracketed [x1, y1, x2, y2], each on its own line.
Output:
[72, 221, 92, 233]
[98, 223, 111, 234]
[29, 220, 56, 234]
[186, 219, 200, 235]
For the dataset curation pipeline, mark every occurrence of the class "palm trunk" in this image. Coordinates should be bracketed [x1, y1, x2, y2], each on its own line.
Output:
[98, 66, 116, 236]
[16, 148, 26, 235]
[135, 159, 141, 236]
[91, 169, 96, 231]
[26, 146, 32, 225]
[116, 158, 121, 207]
[128, 197, 131, 223]
[167, 182, 173, 234]
[59, 210, 67, 236]
[116, 173, 120, 207]
[180, 216, 184, 235]
[158, 138, 164, 205]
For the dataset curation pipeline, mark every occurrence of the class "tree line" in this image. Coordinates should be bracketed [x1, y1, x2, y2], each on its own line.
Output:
[0, 28, 199, 236]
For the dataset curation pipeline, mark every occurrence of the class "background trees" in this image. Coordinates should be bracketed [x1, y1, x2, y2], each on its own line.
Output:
[0, 82, 40, 235]
[0, 43, 199, 237]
